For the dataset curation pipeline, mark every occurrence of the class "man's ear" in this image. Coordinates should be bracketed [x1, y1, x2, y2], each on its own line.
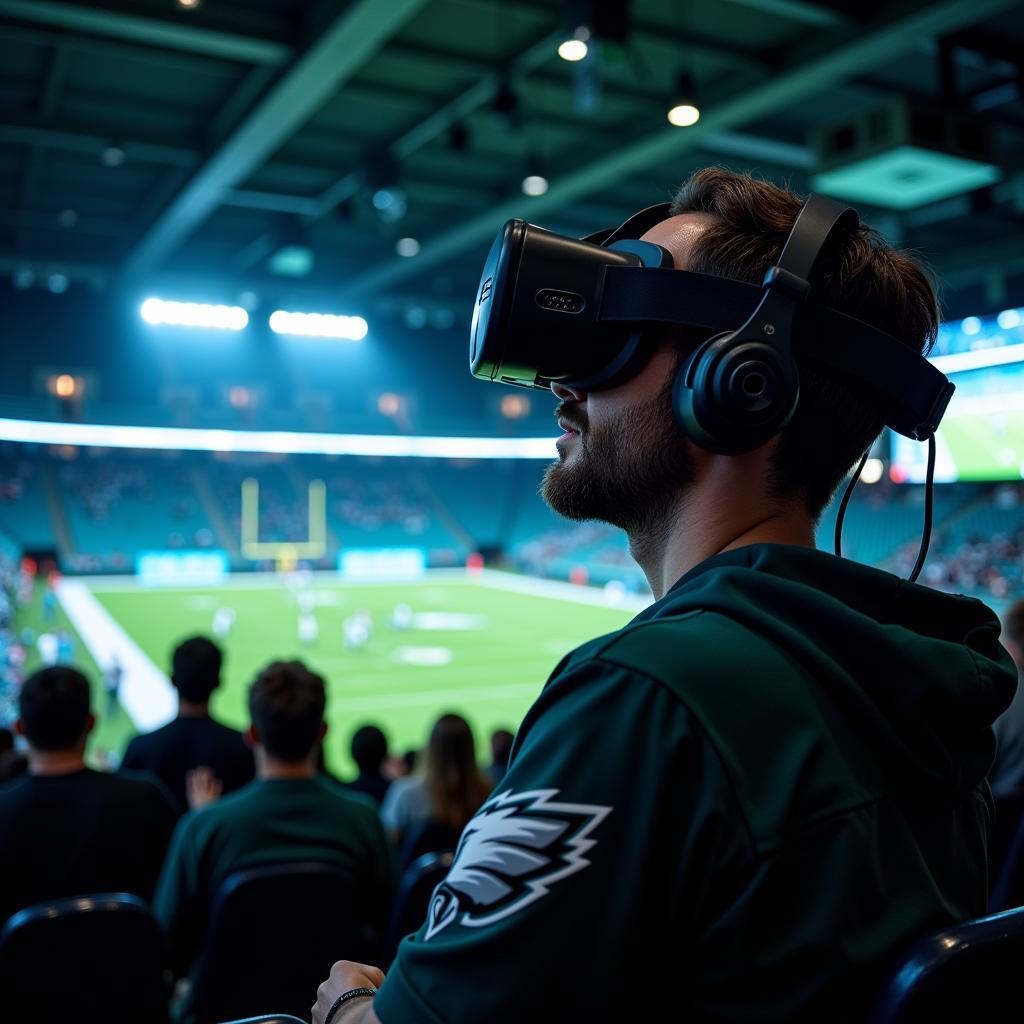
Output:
[84, 712, 96, 737]
[245, 724, 258, 748]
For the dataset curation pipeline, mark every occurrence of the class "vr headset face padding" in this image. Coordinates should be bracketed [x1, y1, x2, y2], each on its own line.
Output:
[675, 333, 801, 455]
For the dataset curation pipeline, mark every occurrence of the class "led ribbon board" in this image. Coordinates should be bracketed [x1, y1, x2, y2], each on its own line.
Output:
[0, 419, 557, 459]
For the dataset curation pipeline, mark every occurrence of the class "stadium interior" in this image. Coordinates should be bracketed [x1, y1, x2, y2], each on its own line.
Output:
[2, 0, 1024, 1020]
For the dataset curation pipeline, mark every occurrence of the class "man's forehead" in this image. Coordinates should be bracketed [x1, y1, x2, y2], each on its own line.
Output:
[638, 211, 717, 270]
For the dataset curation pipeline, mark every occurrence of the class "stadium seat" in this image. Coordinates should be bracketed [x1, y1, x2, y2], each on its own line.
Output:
[188, 861, 377, 1024]
[399, 818, 459, 867]
[0, 892, 169, 1024]
[386, 851, 454, 965]
[217, 1017, 309, 1024]
[870, 906, 1024, 1022]
[988, 793, 1024, 910]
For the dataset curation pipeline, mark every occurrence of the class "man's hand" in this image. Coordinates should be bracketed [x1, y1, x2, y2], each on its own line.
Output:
[312, 960, 385, 1024]
[185, 766, 222, 810]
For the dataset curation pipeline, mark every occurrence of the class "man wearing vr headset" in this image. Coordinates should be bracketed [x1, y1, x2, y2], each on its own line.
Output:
[313, 169, 1016, 1024]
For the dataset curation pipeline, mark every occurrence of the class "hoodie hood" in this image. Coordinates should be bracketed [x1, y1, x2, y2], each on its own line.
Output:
[640, 544, 1017, 801]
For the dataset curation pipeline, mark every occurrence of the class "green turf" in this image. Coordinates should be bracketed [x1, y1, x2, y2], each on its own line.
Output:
[15, 585, 138, 767]
[88, 577, 635, 778]
[942, 414, 1024, 480]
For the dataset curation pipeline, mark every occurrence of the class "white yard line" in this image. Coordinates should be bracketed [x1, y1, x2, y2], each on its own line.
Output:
[78, 567, 654, 611]
[472, 568, 652, 611]
[55, 579, 176, 731]
[329, 680, 543, 713]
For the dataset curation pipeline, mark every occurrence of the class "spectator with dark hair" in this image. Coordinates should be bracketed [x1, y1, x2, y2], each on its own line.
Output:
[989, 598, 1024, 797]
[153, 659, 395, 982]
[0, 666, 178, 925]
[380, 713, 492, 851]
[345, 725, 391, 805]
[0, 726, 27, 783]
[121, 635, 254, 811]
[486, 728, 514, 786]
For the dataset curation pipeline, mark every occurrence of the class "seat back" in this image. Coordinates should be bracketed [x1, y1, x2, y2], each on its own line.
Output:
[0, 893, 169, 1024]
[399, 818, 459, 868]
[385, 851, 454, 965]
[189, 862, 375, 1024]
[871, 906, 1024, 1022]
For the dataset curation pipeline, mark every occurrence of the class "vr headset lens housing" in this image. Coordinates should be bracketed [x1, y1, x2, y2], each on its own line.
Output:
[470, 221, 658, 392]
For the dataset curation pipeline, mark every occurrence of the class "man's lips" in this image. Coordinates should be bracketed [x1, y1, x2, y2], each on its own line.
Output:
[556, 417, 583, 445]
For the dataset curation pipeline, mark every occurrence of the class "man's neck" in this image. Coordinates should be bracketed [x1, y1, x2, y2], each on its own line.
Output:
[28, 750, 86, 777]
[177, 700, 209, 718]
[256, 751, 317, 780]
[628, 467, 815, 599]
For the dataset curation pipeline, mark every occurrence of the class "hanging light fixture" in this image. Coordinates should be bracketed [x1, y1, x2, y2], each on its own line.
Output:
[667, 72, 700, 127]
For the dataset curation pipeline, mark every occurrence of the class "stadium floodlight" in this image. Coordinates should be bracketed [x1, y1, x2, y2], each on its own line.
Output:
[140, 297, 248, 331]
[269, 310, 368, 341]
[0, 417, 558, 459]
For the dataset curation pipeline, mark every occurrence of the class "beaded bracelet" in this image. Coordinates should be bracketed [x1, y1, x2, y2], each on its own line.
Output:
[324, 986, 377, 1024]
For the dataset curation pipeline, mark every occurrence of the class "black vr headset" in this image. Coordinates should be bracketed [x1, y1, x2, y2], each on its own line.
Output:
[469, 193, 954, 582]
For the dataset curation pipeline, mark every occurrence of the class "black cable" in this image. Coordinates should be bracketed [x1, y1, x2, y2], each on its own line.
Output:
[834, 450, 870, 559]
[908, 433, 937, 584]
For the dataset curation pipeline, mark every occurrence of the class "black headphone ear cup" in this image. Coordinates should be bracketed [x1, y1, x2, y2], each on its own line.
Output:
[673, 333, 800, 454]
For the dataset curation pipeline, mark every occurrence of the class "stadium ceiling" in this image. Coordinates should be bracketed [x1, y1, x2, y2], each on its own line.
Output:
[1, 0, 1023, 323]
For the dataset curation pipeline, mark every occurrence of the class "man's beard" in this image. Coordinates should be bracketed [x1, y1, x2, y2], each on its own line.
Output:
[541, 373, 695, 535]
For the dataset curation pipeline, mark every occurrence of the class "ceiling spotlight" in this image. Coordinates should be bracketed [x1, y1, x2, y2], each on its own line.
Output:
[13, 268, 35, 290]
[57, 209, 78, 229]
[667, 73, 700, 127]
[396, 237, 420, 258]
[372, 186, 407, 224]
[101, 145, 126, 167]
[47, 273, 69, 294]
[522, 174, 549, 197]
[860, 458, 885, 485]
[558, 25, 590, 62]
[175, 0, 201, 8]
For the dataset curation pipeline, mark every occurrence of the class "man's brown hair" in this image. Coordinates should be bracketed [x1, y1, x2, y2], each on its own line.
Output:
[248, 660, 326, 763]
[669, 168, 940, 518]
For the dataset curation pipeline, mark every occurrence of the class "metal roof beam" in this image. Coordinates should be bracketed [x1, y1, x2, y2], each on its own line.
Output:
[718, 0, 851, 28]
[120, 0, 429, 278]
[309, 29, 563, 221]
[0, 0, 291, 65]
[0, 120, 199, 168]
[339, 0, 1020, 297]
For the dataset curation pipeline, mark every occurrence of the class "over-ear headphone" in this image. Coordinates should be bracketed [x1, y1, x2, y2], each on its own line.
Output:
[673, 195, 858, 455]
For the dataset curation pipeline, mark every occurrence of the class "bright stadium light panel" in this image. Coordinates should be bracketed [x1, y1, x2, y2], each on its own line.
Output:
[0, 418, 558, 459]
[269, 310, 368, 341]
[140, 298, 248, 331]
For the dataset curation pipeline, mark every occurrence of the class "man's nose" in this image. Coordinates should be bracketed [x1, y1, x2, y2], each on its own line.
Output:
[551, 381, 587, 402]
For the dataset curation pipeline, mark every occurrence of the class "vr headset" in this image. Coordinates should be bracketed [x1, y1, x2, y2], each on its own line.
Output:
[469, 194, 954, 457]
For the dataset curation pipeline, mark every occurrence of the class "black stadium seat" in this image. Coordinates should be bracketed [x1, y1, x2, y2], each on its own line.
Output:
[386, 851, 454, 965]
[188, 861, 377, 1024]
[399, 819, 459, 868]
[870, 906, 1024, 1022]
[218, 1017, 309, 1024]
[0, 892, 169, 1024]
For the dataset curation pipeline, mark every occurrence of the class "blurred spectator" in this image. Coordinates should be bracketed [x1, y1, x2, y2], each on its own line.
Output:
[487, 728, 515, 786]
[0, 726, 26, 783]
[345, 724, 392, 805]
[153, 660, 395, 982]
[0, 666, 178, 925]
[381, 713, 492, 850]
[121, 636, 254, 812]
[990, 599, 1024, 797]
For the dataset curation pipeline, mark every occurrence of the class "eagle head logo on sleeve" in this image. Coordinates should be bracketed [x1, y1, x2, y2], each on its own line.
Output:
[424, 788, 612, 940]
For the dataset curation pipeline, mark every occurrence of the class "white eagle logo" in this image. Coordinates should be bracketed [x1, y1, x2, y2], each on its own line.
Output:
[424, 788, 611, 940]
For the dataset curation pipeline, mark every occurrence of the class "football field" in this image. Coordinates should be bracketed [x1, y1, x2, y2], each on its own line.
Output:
[55, 572, 641, 777]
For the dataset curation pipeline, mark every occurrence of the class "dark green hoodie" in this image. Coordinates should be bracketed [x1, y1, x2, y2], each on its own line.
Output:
[376, 544, 1016, 1024]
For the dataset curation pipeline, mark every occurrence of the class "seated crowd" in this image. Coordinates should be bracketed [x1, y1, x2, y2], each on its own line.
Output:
[0, 635, 513, 1020]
